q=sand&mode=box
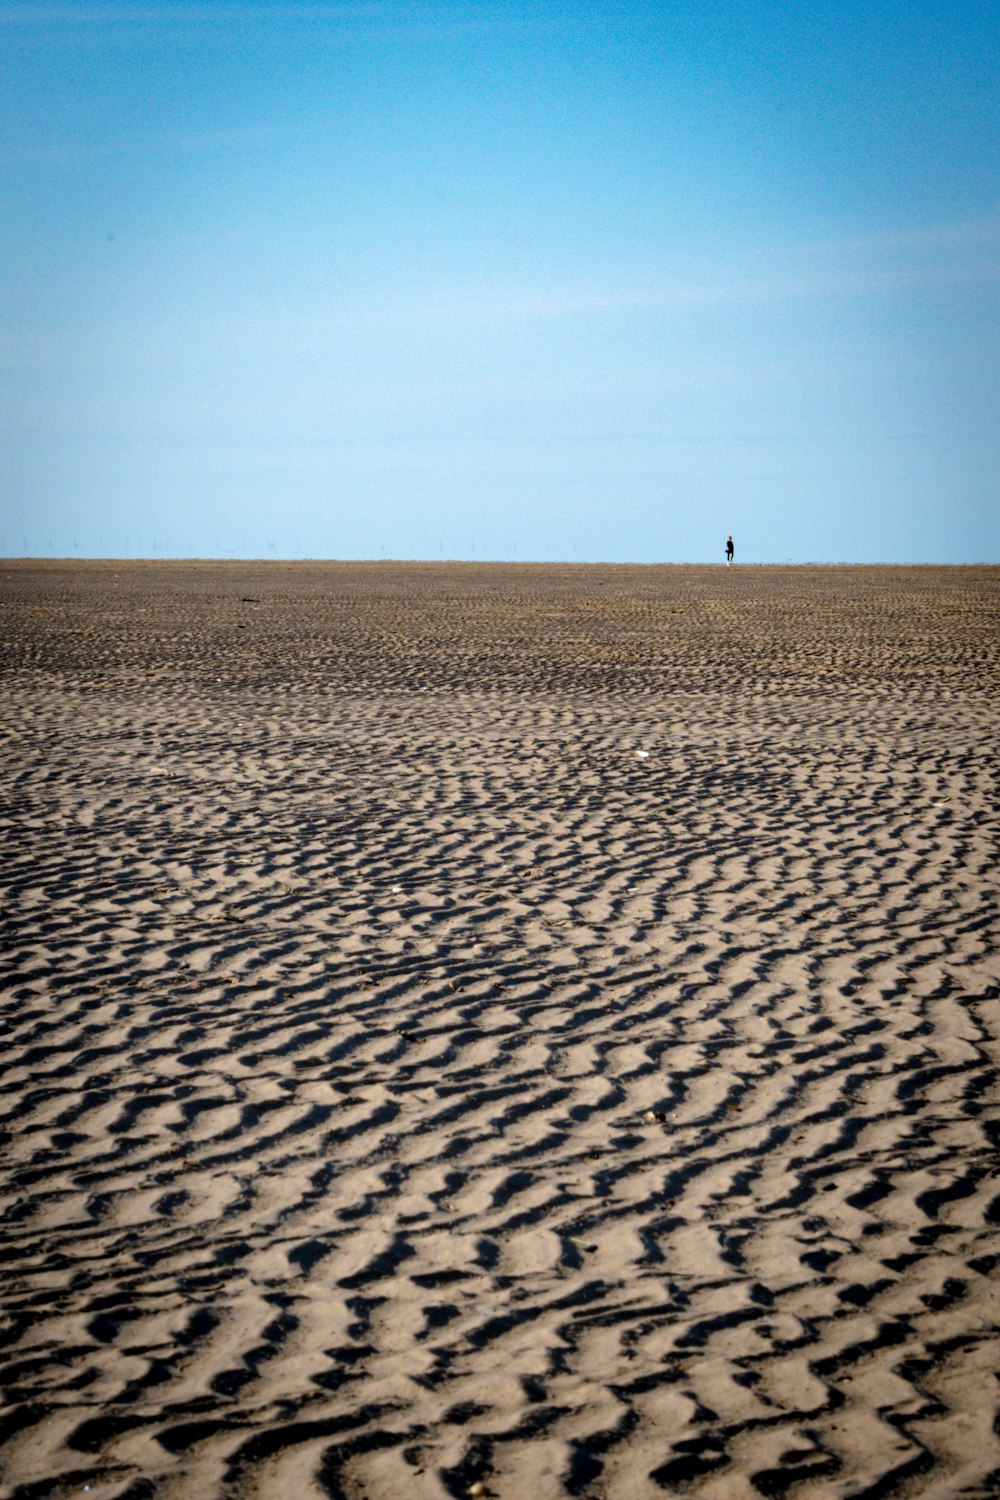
[1,559,998,1500]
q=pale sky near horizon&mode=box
[2,1,998,563]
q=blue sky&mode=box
[2,1,997,562]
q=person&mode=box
[726,535,734,565]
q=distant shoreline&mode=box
[2,557,997,571]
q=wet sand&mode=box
[2,560,998,1500]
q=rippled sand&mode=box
[2,560,998,1500]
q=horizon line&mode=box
[2,556,997,569]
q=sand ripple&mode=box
[1,562,998,1500]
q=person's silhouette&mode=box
[726,535,734,565]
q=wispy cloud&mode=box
[803,218,1000,257]
[0,3,519,25]
[0,118,279,168]
[343,219,1000,328]
[0,4,394,20]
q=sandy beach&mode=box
[1,559,998,1500]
